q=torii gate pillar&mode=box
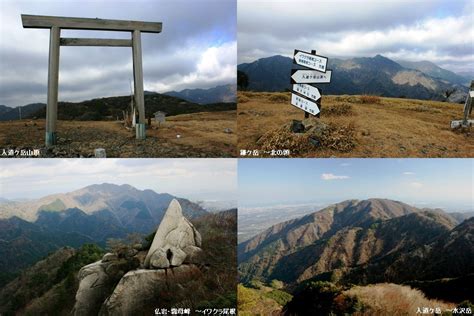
[21,14,162,146]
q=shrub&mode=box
[238,95,250,103]
[270,279,284,290]
[325,103,353,116]
[263,289,293,306]
[359,95,381,104]
[268,93,290,103]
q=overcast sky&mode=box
[238,0,473,74]
[239,159,474,212]
[0,0,236,107]
[0,158,237,202]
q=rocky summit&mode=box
[144,199,202,268]
[73,199,204,315]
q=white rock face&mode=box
[144,199,202,268]
[100,265,202,315]
[73,261,112,316]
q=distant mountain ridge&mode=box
[238,55,468,102]
[238,198,473,286]
[0,89,235,121]
[396,60,469,86]
[164,84,237,104]
[0,183,206,223]
[0,183,208,282]
[0,103,46,121]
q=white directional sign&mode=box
[291,69,332,84]
[293,84,321,102]
[293,50,328,72]
[291,93,320,115]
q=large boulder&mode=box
[144,199,202,268]
[73,257,138,316]
[100,265,202,315]
[72,261,114,316]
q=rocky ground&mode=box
[237,92,474,157]
[0,111,236,157]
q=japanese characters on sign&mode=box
[291,69,332,84]
[290,49,332,116]
[293,83,321,102]
[293,50,328,72]
[291,93,320,116]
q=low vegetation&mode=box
[359,95,381,104]
[237,92,474,157]
[0,244,104,315]
[282,281,459,315]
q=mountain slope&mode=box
[0,93,235,121]
[238,199,419,283]
[0,216,93,285]
[237,55,468,102]
[397,60,468,86]
[0,183,207,223]
[238,199,469,286]
[164,84,237,104]
[0,103,46,121]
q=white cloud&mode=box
[145,41,236,92]
[0,159,237,201]
[410,182,423,188]
[403,172,415,175]
[237,0,473,73]
[321,173,350,180]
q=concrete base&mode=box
[45,131,57,146]
[136,123,146,140]
[451,119,474,129]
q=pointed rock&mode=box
[144,199,202,268]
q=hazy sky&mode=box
[239,159,474,211]
[238,0,473,73]
[0,0,236,107]
[0,158,237,201]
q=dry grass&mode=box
[237,91,474,157]
[268,93,290,103]
[342,283,455,316]
[409,105,442,114]
[238,95,250,104]
[359,95,382,104]
[0,111,237,157]
[325,103,354,116]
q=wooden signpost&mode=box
[451,80,474,129]
[290,49,332,118]
[21,14,162,146]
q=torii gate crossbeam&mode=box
[21,14,162,146]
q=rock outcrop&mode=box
[101,265,202,315]
[144,199,202,268]
[73,199,204,315]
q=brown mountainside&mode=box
[238,199,468,285]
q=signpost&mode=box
[293,50,328,72]
[291,69,332,84]
[451,81,474,129]
[290,49,332,118]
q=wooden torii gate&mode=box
[21,14,162,146]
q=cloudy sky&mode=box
[238,0,473,73]
[0,158,237,202]
[239,159,474,212]
[0,0,236,107]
